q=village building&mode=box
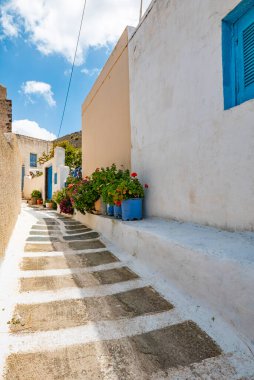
[15,134,53,197]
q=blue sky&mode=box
[0,0,150,140]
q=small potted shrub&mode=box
[31,190,42,205]
[100,165,130,217]
[45,199,53,209]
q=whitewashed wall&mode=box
[23,175,44,200]
[42,147,69,201]
[129,0,254,231]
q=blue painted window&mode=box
[222,1,254,109]
[30,153,37,168]
[54,172,58,184]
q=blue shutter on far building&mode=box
[234,6,254,105]
[30,153,37,168]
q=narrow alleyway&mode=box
[0,205,253,379]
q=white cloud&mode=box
[0,8,19,38]
[0,0,152,64]
[81,67,101,77]
[22,81,56,107]
[13,119,56,141]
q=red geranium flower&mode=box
[115,201,121,206]
[144,184,149,188]
[131,172,137,177]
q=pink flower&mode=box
[144,184,149,188]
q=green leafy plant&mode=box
[71,179,99,214]
[91,164,130,205]
[53,189,67,205]
[31,190,42,199]
[111,172,145,204]
[101,181,120,205]
[38,140,81,170]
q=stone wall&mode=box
[0,85,12,133]
[0,132,21,258]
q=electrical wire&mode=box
[57,0,87,138]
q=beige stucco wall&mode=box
[0,132,21,257]
[82,27,134,175]
[16,134,53,176]
[129,0,254,231]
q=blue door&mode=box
[46,166,53,200]
[21,165,25,191]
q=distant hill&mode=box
[54,131,82,149]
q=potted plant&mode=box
[113,201,122,218]
[31,190,42,205]
[100,165,130,217]
[112,172,147,221]
[36,198,43,205]
[101,181,116,216]
[45,199,53,209]
[91,165,120,214]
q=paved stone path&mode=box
[0,206,253,379]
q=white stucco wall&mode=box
[129,0,254,231]
[15,134,53,176]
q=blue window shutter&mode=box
[30,153,37,168]
[234,6,254,105]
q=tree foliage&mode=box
[38,140,82,170]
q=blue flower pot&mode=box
[121,198,143,221]
[114,205,122,219]
[106,204,114,216]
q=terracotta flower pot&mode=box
[31,197,37,205]
[94,198,106,214]
[37,199,43,205]
[46,202,53,209]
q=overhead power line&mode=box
[57,0,87,138]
